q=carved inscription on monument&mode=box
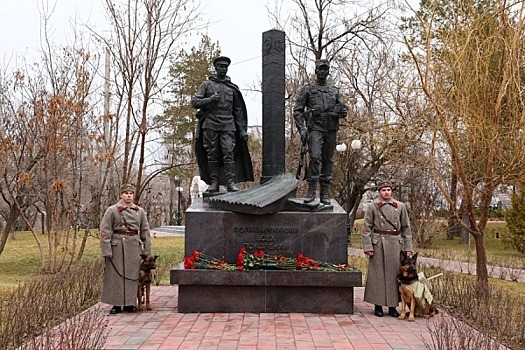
[233,226,299,252]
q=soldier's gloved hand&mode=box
[299,129,307,142]
[208,93,221,104]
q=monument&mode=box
[171,29,361,314]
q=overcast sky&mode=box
[0,1,416,127]
[0,0,283,126]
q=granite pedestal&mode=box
[170,198,362,313]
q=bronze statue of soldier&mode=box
[293,59,348,205]
[192,56,254,193]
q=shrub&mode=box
[504,183,525,255]
[0,259,108,350]
[427,268,524,349]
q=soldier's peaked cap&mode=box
[315,59,330,68]
[120,183,135,193]
[377,181,393,190]
[213,56,231,66]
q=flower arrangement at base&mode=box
[184,248,356,272]
[236,247,297,271]
[183,250,237,271]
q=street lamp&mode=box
[176,184,183,226]
[336,139,362,239]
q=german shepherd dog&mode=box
[398,251,437,321]
[137,254,158,311]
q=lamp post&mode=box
[176,183,183,226]
[336,139,362,240]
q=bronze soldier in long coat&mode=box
[293,59,347,205]
[362,181,413,317]
[100,184,151,314]
[192,56,254,193]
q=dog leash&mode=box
[106,257,139,282]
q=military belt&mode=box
[373,229,400,235]
[113,230,138,236]
[215,110,232,115]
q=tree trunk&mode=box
[76,229,90,261]
[459,202,470,244]
[0,206,18,256]
[473,233,489,297]
[447,172,458,239]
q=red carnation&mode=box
[236,247,246,267]
[184,257,195,269]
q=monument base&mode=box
[171,269,362,313]
[171,198,362,314]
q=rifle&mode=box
[296,133,308,180]
[295,110,312,180]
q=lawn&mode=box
[0,231,184,295]
[351,220,525,269]
[1,224,523,296]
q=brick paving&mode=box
[100,285,436,350]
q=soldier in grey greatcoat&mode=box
[293,59,348,205]
[100,184,151,315]
[362,181,413,317]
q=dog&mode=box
[137,254,158,311]
[398,251,437,321]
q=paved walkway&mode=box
[101,286,435,350]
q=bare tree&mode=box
[93,0,202,203]
[0,44,100,270]
[405,1,525,294]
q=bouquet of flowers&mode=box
[296,252,353,271]
[183,250,236,271]
[184,248,356,272]
[236,247,296,271]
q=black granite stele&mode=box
[261,29,286,184]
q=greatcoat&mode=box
[100,200,151,307]
[192,74,254,186]
[362,198,412,307]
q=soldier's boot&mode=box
[225,162,239,192]
[303,181,317,203]
[207,161,220,193]
[320,182,331,205]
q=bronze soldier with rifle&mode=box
[293,59,348,205]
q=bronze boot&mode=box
[207,161,220,193]
[320,182,331,205]
[304,181,317,203]
[225,162,239,192]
